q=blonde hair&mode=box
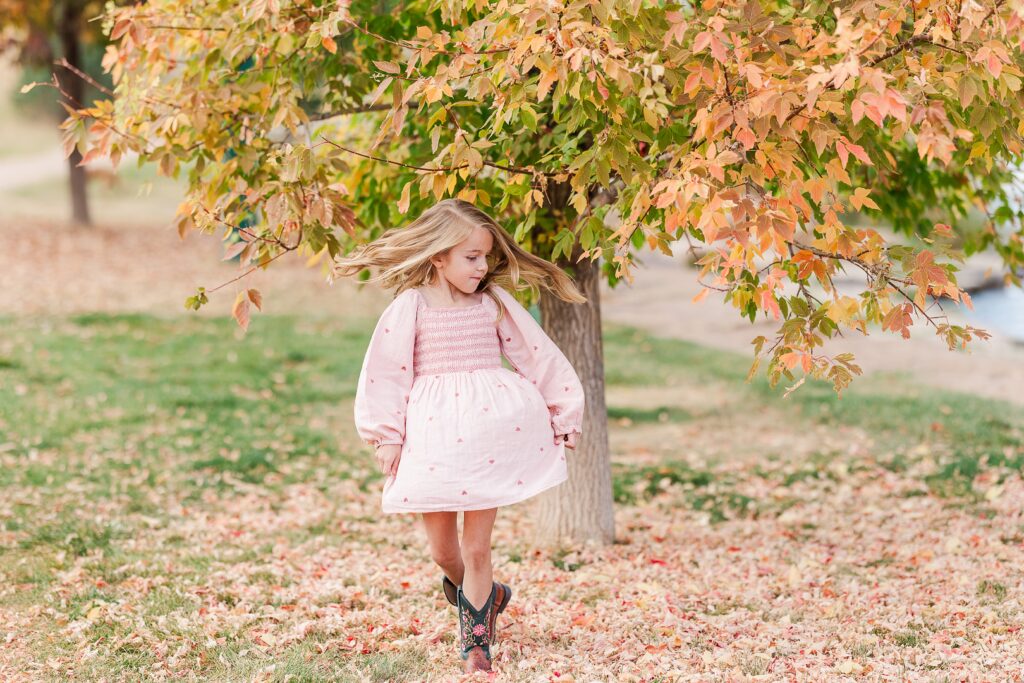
[332,199,587,321]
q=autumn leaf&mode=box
[247,288,262,311]
[222,241,247,261]
[397,181,412,214]
[849,187,879,211]
[537,64,560,101]
[571,613,596,627]
[233,291,251,332]
[373,60,400,74]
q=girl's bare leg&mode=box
[461,508,497,610]
[421,511,465,586]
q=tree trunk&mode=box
[56,2,91,226]
[534,244,615,548]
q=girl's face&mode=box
[432,226,494,294]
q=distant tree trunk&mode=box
[56,1,90,226]
[534,182,615,547]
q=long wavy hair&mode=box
[332,199,587,322]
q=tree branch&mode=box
[316,135,563,177]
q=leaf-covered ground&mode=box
[1,312,1023,681]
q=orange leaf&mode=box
[849,187,879,211]
[233,292,251,332]
[247,288,262,311]
[571,613,596,627]
[780,351,802,370]
[845,139,872,166]
[736,126,756,151]
[538,65,560,101]
[836,139,850,168]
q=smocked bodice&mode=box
[412,291,503,377]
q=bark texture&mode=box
[57,1,91,226]
[535,245,615,547]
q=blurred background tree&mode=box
[0,0,116,225]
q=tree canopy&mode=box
[59,0,1024,394]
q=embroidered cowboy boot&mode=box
[457,582,507,673]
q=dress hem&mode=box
[380,469,568,514]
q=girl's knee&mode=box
[430,546,462,567]
[461,545,491,567]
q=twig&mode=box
[316,135,561,177]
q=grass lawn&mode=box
[1,313,1023,681]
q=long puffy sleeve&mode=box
[493,285,585,436]
[353,288,418,448]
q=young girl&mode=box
[332,198,587,673]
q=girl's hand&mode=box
[554,432,580,450]
[375,443,402,477]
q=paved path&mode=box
[0,147,132,192]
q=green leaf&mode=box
[520,105,538,132]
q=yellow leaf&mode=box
[827,296,860,324]
[431,173,447,200]
[836,660,863,675]
[306,247,328,267]
[423,82,444,104]
[397,181,412,214]
[643,107,660,129]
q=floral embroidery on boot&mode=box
[457,584,496,672]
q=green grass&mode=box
[602,325,1024,499]
[611,460,758,522]
[0,312,367,470]
[977,579,1009,602]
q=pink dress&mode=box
[353,285,586,513]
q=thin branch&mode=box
[141,23,230,32]
[790,241,955,331]
[343,18,511,56]
[316,135,562,177]
[36,74,142,146]
[207,247,294,294]
[198,204,287,249]
[55,57,114,98]
[55,56,180,112]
